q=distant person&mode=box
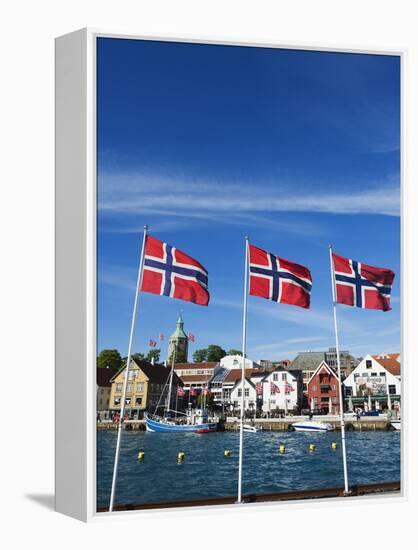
[309,411,313,420]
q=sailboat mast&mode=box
[166,343,176,412]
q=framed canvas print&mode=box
[55,29,402,522]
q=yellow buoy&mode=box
[331,442,337,450]
[278,445,286,454]
[137,451,145,460]
[309,444,316,452]
[224,449,232,457]
[177,451,185,462]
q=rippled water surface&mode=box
[97,430,400,507]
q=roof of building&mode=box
[97,366,120,387]
[289,351,327,371]
[372,354,401,376]
[111,359,183,385]
[307,361,339,385]
[223,369,262,383]
[173,362,218,370]
[177,374,212,383]
[169,313,188,340]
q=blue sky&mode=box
[97,38,400,362]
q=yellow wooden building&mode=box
[109,358,182,418]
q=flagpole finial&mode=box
[144,224,149,231]
[328,244,333,250]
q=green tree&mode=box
[193,348,208,362]
[227,349,244,356]
[146,348,161,363]
[97,349,122,369]
[206,345,227,362]
[168,349,187,364]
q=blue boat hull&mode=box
[145,413,218,433]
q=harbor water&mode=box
[97,430,400,508]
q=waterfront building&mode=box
[343,353,401,412]
[109,359,183,419]
[173,361,218,391]
[219,354,261,370]
[258,359,291,370]
[289,347,360,392]
[307,361,340,414]
[261,366,302,414]
[211,367,268,409]
[97,366,120,416]
[167,313,189,362]
[230,377,257,411]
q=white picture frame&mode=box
[55,28,404,522]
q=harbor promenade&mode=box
[96,414,397,431]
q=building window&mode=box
[273,373,278,381]
[302,383,307,391]
[128,370,136,380]
[332,385,336,390]
[125,397,131,405]
[313,385,317,391]
[126,383,133,393]
[282,373,286,381]
[244,389,249,397]
[135,397,142,406]
[345,387,353,396]
[366,360,372,369]
[238,389,242,397]
[388,385,396,395]
[114,397,121,406]
[320,387,329,394]
[115,383,123,393]
[136,382,144,393]
[379,372,386,377]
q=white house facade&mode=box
[343,353,401,411]
[220,355,260,370]
[261,368,299,414]
[230,378,257,411]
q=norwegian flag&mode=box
[188,332,195,342]
[270,381,280,394]
[332,252,395,311]
[249,244,312,309]
[284,383,294,394]
[255,382,263,396]
[159,333,164,341]
[177,386,185,397]
[141,236,209,306]
[148,339,157,348]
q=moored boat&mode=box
[292,420,334,432]
[145,410,218,433]
[243,423,263,433]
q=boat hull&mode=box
[390,420,401,431]
[145,413,218,433]
[292,421,334,432]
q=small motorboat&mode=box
[390,419,401,431]
[243,424,263,433]
[292,420,334,432]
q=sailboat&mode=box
[145,346,218,433]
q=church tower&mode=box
[168,313,188,363]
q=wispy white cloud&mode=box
[99,171,400,220]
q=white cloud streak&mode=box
[99,171,400,218]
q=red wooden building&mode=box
[307,361,340,414]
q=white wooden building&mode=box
[343,353,401,411]
[261,367,300,414]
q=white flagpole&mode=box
[328,244,350,495]
[237,236,249,503]
[109,225,148,512]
